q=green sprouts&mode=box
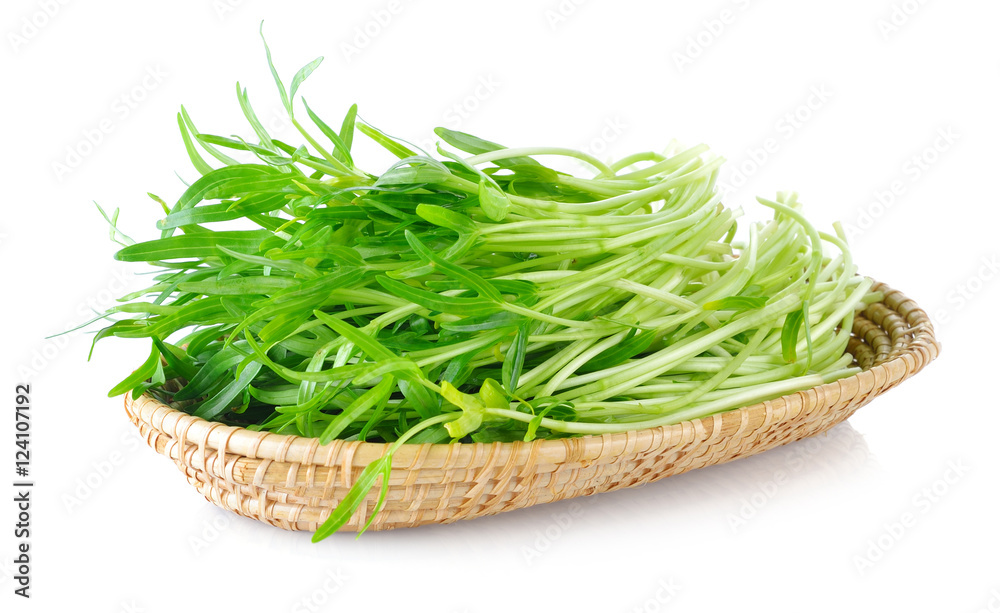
[94,29,874,540]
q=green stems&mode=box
[94,39,876,540]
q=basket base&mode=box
[124,282,939,533]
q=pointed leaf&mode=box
[781,307,805,363]
[478,178,510,221]
[312,454,392,542]
[340,103,358,152]
[289,56,323,102]
[259,23,291,114]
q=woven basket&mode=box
[124,281,939,533]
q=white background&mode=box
[2,0,997,611]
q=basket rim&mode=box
[125,280,940,468]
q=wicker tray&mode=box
[124,281,939,533]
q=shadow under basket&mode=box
[125,281,940,533]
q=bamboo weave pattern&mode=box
[125,282,940,533]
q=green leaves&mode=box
[158,193,288,230]
[781,307,805,363]
[441,311,523,333]
[478,178,511,221]
[523,399,576,442]
[502,321,529,393]
[311,453,393,542]
[236,84,277,152]
[433,127,539,167]
[579,329,653,373]
[357,123,416,159]
[433,127,505,156]
[108,341,164,398]
[193,360,263,419]
[179,105,238,166]
[376,277,501,317]
[339,104,357,152]
[158,164,288,236]
[177,112,214,175]
[114,230,271,262]
[94,202,136,246]
[441,381,486,438]
[312,311,394,362]
[703,296,768,312]
[434,141,510,221]
[290,57,324,104]
[260,23,291,115]
[302,99,353,167]
[404,231,502,302]
[376,157,453,187]
[173,342,250,401]
[178,275,298,296]
[318,375,394,444]
[780,302,814,368]
[90,32,870,544]
[415,204,478,235]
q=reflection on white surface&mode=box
[177,421,879,563]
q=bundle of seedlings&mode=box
[93,31,875,540]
